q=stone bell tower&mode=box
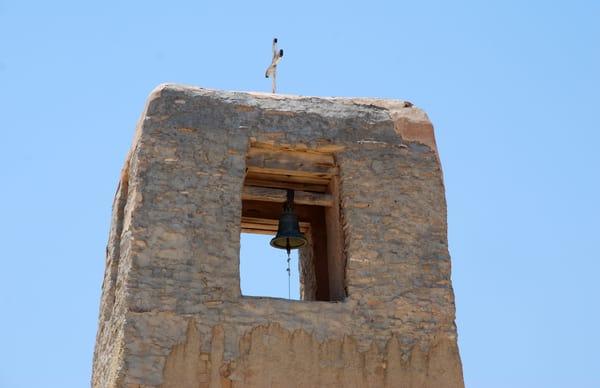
[92,84,464,387]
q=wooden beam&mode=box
[242,186,333,207]
[246,166,337,179]
[244,178,328,193]
[240,227,276,236]
[244,146,338,194]
[241,216,310,235]
[246,171,330,185]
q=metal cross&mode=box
[265,38,283,93]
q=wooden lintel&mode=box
[240,228,276,236]
[246,171,330,185]
[244,178,328,193]
[244,146,338,194]
[242,186,333,207]
[246,166,337,179]
[241,216,310,235]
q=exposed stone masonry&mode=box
[92,84,463,387]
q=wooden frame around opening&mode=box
[240,143,346,302]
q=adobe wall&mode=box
[92,84,463,387]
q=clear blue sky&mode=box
[1,1,598,387]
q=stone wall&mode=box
[92,84,463,387]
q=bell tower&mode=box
[92,84,464,387]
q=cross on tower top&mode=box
[265,38,284,93]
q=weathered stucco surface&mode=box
[92,84,463,387]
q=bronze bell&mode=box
[270,189,308,253]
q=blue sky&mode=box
[1,1,598,387]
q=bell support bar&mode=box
[241,186,333,207]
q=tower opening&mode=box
[240,143,346,302]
